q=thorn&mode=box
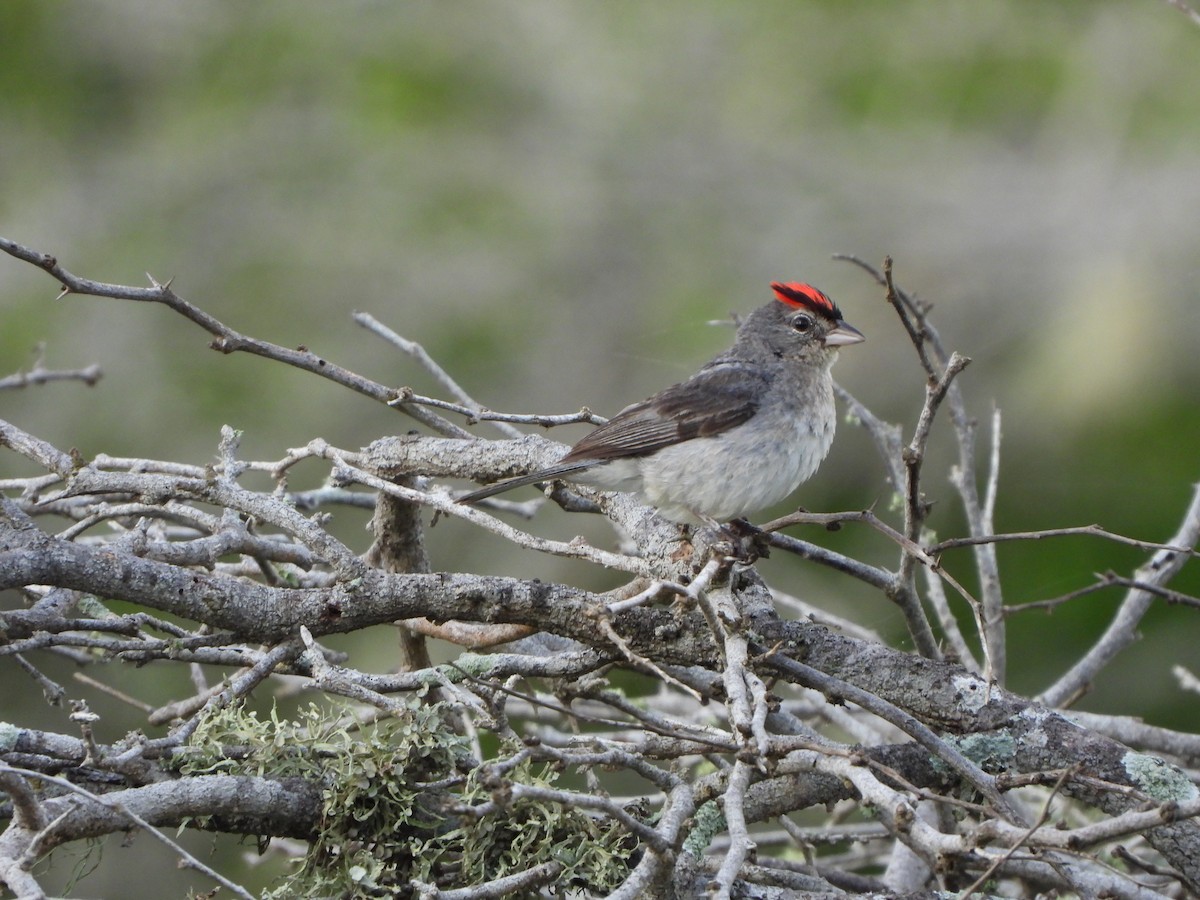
[55,285,70,301]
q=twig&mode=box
[0,771,45,831]
[395,391,606,429]
[1163,0,1200,28]
[596,616,704,702]
[839,255,1011,683]
[604,578,691,613]
[0,235,469,438]
[115,639,301,764]
[334,456,652,575]
[0,418,76,477]
[0,765,255,900]
[957,766,1077,898]
[929,525,1196,556]
[413,861,564,900]
[73,672,155,714]
[762,529,896,592]
[761,647,1021,822]
[903,351,971,541]
[919,564,981,672]
[1039,484,1200,707]
[12,654,66,705]
[766,584,887,644]
[835,383,905,496]
[298,626,417,717]
[763,509,945,583]
[463,671,736,752]
[764,507,969,658]
[604,783,695,900]
[1016,570,1200,617]
[1112,844,1190,890]
[606,555,723,613]
[712,760,755,899]
[975,793,1200,853]
[965,407,1005,685]
[0,363,102,391]
[701,579,772,758]
[1061,709,1200,759]
[1174,665,1200,695]
[355,311,525,439]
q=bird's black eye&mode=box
[790,313,814,333]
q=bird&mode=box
[458,282,864,524]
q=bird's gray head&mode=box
[733,281,865,365]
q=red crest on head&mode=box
[770,281,842,319]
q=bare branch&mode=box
[394,388,607,429]
[929,524,1197,556]
[1039,484,1200,707]
[356,311,525,439]
[1163,0,1200,28]
[4,242,1199,897]
[0,766,260,900]
[0,363,101,391]
[835,382,905,495]
[0,235,470,438]
[337,456,652,575]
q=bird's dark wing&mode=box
[561,363,771,463]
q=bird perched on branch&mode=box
[459,282,864,524]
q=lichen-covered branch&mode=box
[2,239,1197,898]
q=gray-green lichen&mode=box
[1016,707,1051,749]
[951,673,990,712]
[1122,751,1199,803]
[682,799,727,856]
[174,697,632,896]
[946,731,1017,773]
[446,652,494,679]
[0,721,19,752]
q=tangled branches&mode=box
[1,237,1198,898]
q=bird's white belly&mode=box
[632,414,834,523]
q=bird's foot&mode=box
[668,523,696,562]
[712,518,770,563]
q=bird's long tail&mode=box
[457,462,595,505]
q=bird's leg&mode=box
[668,522,696,562]
[723,517,760,537]
[683,512,766,563]
[719,517,771,562]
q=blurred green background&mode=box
[2,1,1199,894]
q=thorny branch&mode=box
[837,254,1008,684]
[1,236,1198,899]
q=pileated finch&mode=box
[459,282,864,524]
